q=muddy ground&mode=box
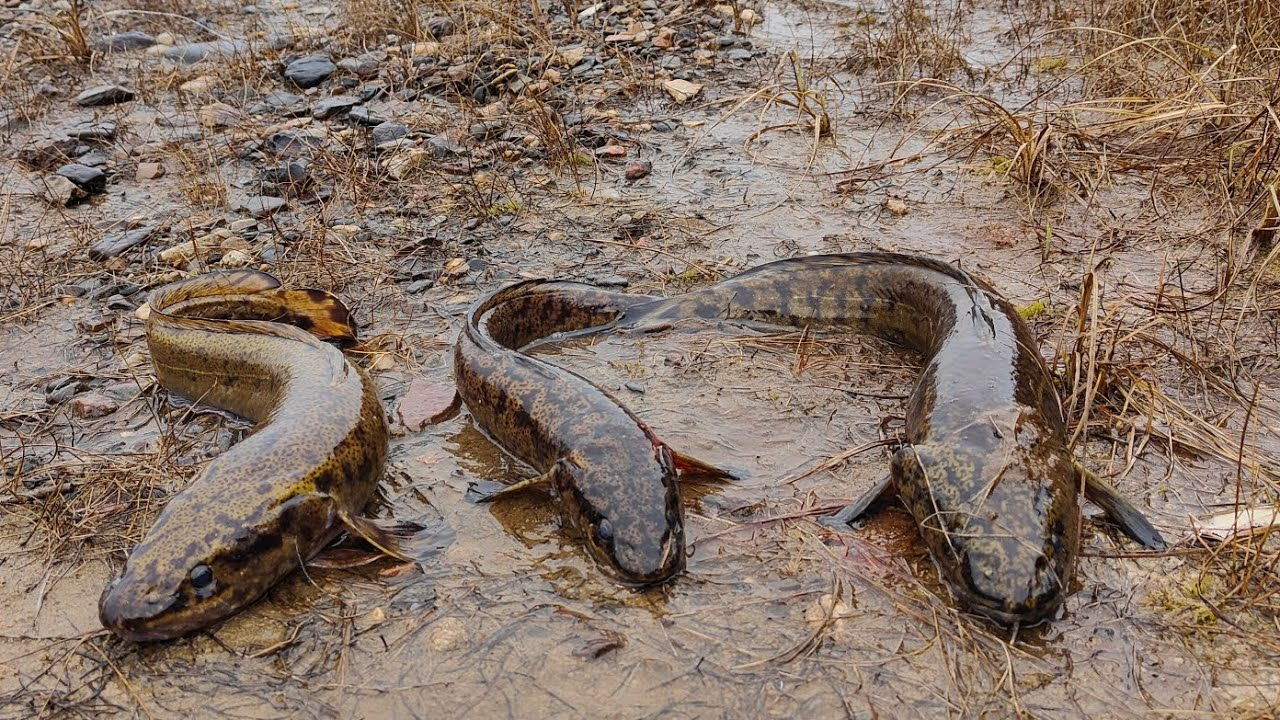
[2,0,1279,717]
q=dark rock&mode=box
[246,90,309,116]
[469,120,504,139]
[89,223,162,260]
[76,150,111,167]
[243,195,288,217]
[348,106,384,126]
[371,121,408,145]
[19,139,78,170]
[312,94,359,120]
[725,48,753,61]
[261,161,312,197]
[56,163,107,194]
[76,84,135,106]
[264,129,322,158]
[426,15,455,37]
[67,122,117,141]
[259,244,283,262]
[427,133,463,157]
[624,382,645,394]
[164,40,247,63]
[45,377,83,405]
[284,53,336,89]
[358,84,386,102]
[91,31,156,52]
[406,277,435,293]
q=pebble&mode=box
[229,218,258,233]
[179,76,216,94]
[136,162,166,180]
[624,382,645,394]
[397,377,461,430]
[69,392,120,419]
[76,84,135,106]
[284,53,336,89]
[42,175,86,205]
[199,102,244,128]
[371,121,408,145]
[256,90,309,116]
[91,31,156,52]
[67,123,117,141]
[312,95,359,120]
[55,163,107,193]
[663,79,703,102]
[624,160,652,181]
[243,195,288,217]
[164,40,247,64]
[347,105,384,126]
[217,249,254,267]
[264,129,322,158]
[89,223,162,260]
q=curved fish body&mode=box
[454,280,691,586]
[99,270,390,641]
[614,253,1162,624]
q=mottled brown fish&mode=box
[454,280,728,586]
[612,252,1165,624]
[99,270,430,642]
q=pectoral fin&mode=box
[1078,463,1168,551]
[466,461,567,503]
[672,451,739,483]
[338,510,456,565]
[820,474,896,530]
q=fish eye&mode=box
[594,519,614,544]
[189,564,216,595]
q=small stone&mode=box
[42,175,86,205]
[312,95,359,120]
[179,76,216,94]
[624,160,652,181]
[164,40,246,64]
[384,148,430,180]
[725,48,753,61]
[406,278,435,293]
[200,102,244,128]
[884,197,908,216]
[217,249,254,267]
[243,196,288,217]
[230,218,258,233]
[55,163,107,194]
[347,106,384,126]
[89,223,162,260]
[371,121,408,145]
[256,90,309,116]
[264,130,322,158]
[19,139,79,170]
[91,31,156,52]
[76,84,135,106]
[67,123,117,141]
[663,79,703,103]
[135,162,166,180]
[69,392,119,419]
[284,53,336,89]
[428,617,467,652]
[397,377,461,430]
[624,382,645,394]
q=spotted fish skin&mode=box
[99,270,388,642]
[619,253,1082,624]
[454,280,685,586]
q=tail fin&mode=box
[149,271,358,346]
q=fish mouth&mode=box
[956,588,1061,627]
[99,581,195,643]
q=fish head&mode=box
[99,493,336,641]
[552,444,686,587]
[892,437,1080,626]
